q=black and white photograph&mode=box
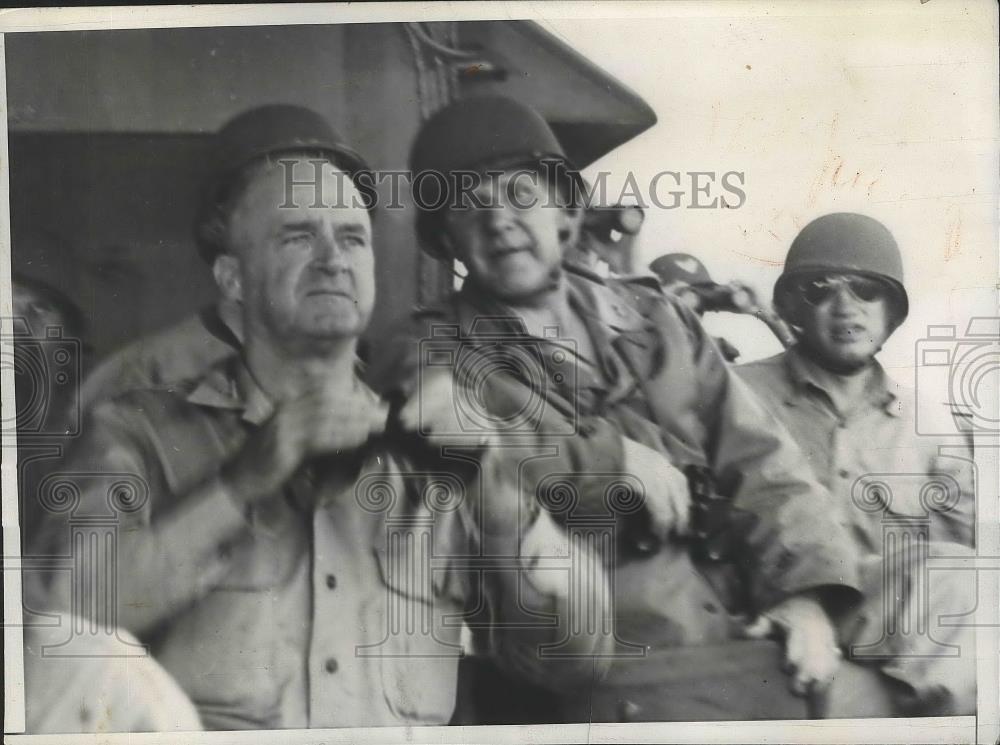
[1,3,997,743]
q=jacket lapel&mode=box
[567,273,662,384]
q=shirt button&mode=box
[325,574,337,590]
[702,601,719,614]
[838,469,850,479]
[324,658,338,674]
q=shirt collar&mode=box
[239,365,276,425]
[184,353,369,426]
[564,269,649,335]
[784,346,900,417]
[217,298,245,344]
[183,355,244,412]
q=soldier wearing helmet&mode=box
[78,104,373,409]
[649,253,797,361]
[738,213,976,715]
[650,253,748,361]
[371,96,867,722]
[769,213,909,374]
[31,104,609,731]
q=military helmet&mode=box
[195,104,371,262]
[409,95,582,261]
[649,253,715,287]
[774,212,909,325]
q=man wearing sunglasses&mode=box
[738,212,977,716]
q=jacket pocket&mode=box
[371,545,463,724]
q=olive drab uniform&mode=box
[30,353,609,729]
[370,262,864,722]
[734,211,978,715]
[738,348,977,715]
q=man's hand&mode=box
[521,508,606,607]
[520,508,573,598]
[222,383,389,505]
[398,368,496,449]
[621,437,690,539]
[727,281,763,314]
[744,592,842,696]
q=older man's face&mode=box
[444,169,567,303]
[226,158,375,351]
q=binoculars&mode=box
[619,464,755,564]
[582,204,646,242]
[686,283,748,314]
[575,204,646,275]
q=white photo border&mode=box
[1,3,997,743]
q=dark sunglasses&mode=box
[799,274,888,306]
